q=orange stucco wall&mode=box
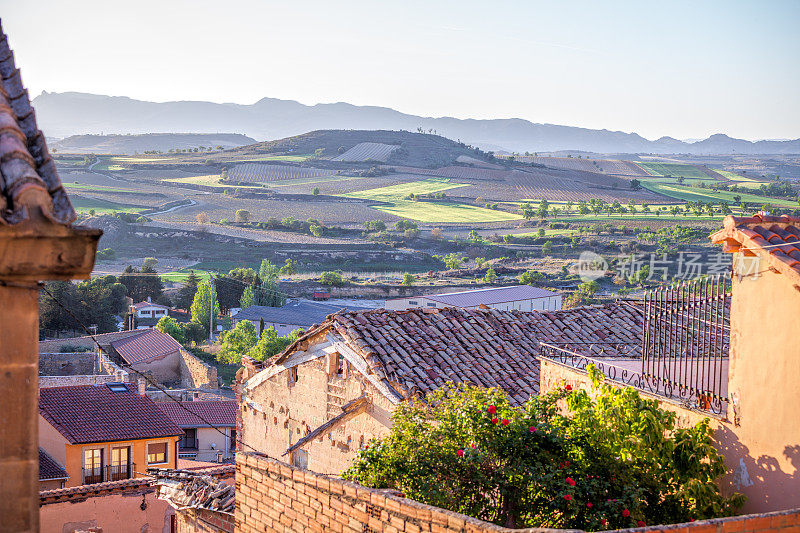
[39,416,179,488]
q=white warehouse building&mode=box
[385,285,562,312]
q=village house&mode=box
[38,383,182,488]
[158,400,237,462]
[128,299,171,329]
[38,350,129,389]
[237,303,641,475]
[386,285,563,312]
[39,327,219,389]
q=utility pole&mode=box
[209,276,215,342]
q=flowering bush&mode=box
[343,365,744,530]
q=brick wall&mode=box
[235,451,800,533]
[180,348,218,389]
[176,508,234,533]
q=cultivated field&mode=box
[636,162,711,180]
[641,182,798,207]
[227,163,335,183]
[332,142,398,162]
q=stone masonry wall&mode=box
[235,451,800,533]
[180,348,218,389]
[176,508,234,533]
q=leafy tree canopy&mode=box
[249,327,303,362]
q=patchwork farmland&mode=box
[332,142,398,162]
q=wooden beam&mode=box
[283,396,371,457]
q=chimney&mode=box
[138,377,146,396]
[147,296,151,303]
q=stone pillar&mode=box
[0,282,41,533]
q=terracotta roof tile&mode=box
[38,448,67,481]
[266,303,643,405]
[0,21,75,225]
[39,383,182,444]
[158,401,237,428]
[111,328,182,365]
[710,214,800,282]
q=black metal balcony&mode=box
[82,462,136,484]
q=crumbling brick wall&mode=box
[176,508,234,533]
[235,451,800,533]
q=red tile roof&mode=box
[39,448,67,481]
[39,384,182,444]
[711,214,800,282]
[158,401,237,428]
[0,22,76,225]
[264,303,642,405]
[132,301,170,310]
[110,328,182,365]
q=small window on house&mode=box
[408,300,418,305]
[230,429,237,451]
[106,383,128,393]
[289,366,298,384]
[427,303,437,307]
[147,442,168,464]
[337,355,345,375]
[181,428,197,449]
[293,449,308,469]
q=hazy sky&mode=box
[2,0,798,140]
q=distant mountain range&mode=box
[33,91,800,155]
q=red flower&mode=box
[487,405,497,414]
[529,426,537,432]
[565,477,576,486]
[457,449,464,457]
[601,519,608,526]
[491,418,499,424]
[565,460,570,467]
[469,443,476,449]
[587,502,593,509]
[690,518,695,523]
[563,494,572,501]
[501,419,509,426]
[638,521,646,527]
[622,509,630,518]
[565,384,573,391]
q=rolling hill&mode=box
[52,133,256,154]
[34,91,800,155]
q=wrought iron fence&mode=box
[82,462,136,484]
[642,275,730,414]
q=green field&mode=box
[343,179,521,223]
[160,269,213,282]
[642,181,798,207]
[70,195,143,214]
[637,162,711,180]
[224,154,312,163]
[268,175,367,188]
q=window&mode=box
[106,382,128,393]
[289,366,298,384]
[427,303,437,307]
[293,449,308,469]
[110,446,132,481]
[147,442,168,464]
[409,300,418,305]
[83,448,104,484]
[230,429,237,452]
[140,310,151,317]
[181,428,197,449]
[337,355,345,375]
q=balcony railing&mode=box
[538,342,727,415]
[82,462,136,484]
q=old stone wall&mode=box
[240,352,394,476]
[235,451,800,533]
[180,348,219,389]
[38,330,142,353]
[38,352,98,375]
[39,373,125,389]
[176,508,234,533]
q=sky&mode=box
[1,0,798,141]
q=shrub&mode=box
[319,271,344,287]
[401,273,414,286]
[344,367,744,529]
[235,209,251,223]
[519,270,545,285]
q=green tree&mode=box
[630,179,641,189]
[312,187,320,196]
[401,273,414,286]
[190,280,219,338]
[365,220,387,233]
[484,268,497,284]
[520,202,535,219]
[235,209,251,223]
[239,286,256,309]
[39,276,128,334]
[279,258,298,275]
[249,327,303,362]
[174,271,200,310]
[218,319,258,364]
[319,271,345,287]
[156,316,186,344]
[519,270,545,285]
[344,368,744,529]
[537,199,550,219]
[119,264,163,303]
[443,253,465,270]
[542,240,553,255]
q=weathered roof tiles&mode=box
[0,20,75,225]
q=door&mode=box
[110,446,131,480]
[83,448,104,484]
